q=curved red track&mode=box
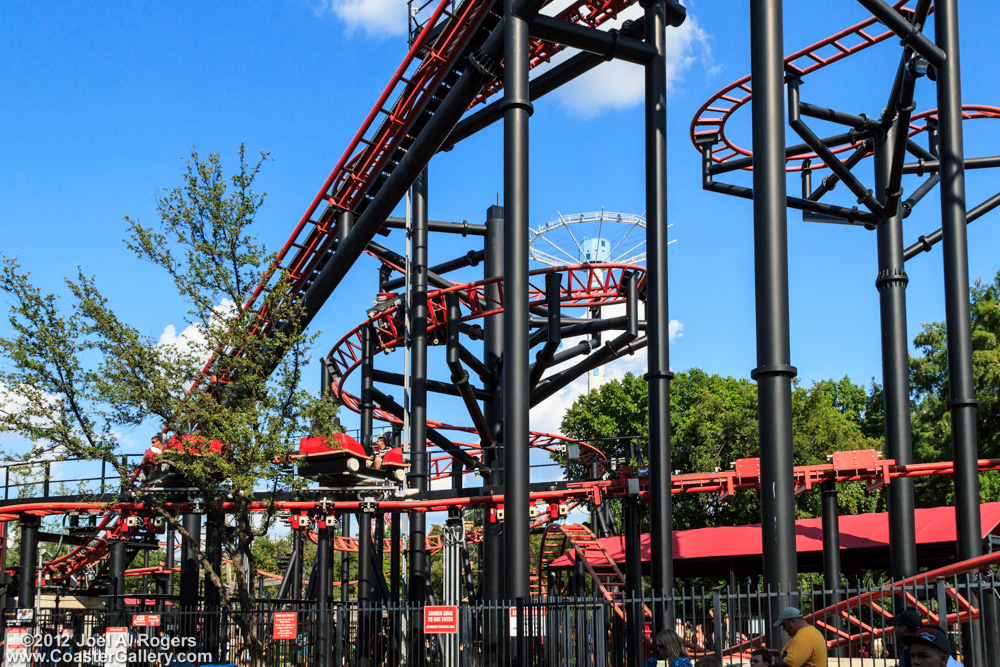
[690,1,1000,172]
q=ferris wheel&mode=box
[527,209,672,392]
[528,209,670,267]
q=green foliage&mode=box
[910,269,1000,505]
[559,370,885,532]
[0,146,338,627]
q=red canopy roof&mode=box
[550,502,1000,577]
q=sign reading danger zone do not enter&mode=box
[423,606,459,634]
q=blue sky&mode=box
[2,0,999,461]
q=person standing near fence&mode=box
[901,626,963,667]
[890,608,924,667]
[770,607,827,667]
[645,629,693,667]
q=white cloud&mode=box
[0,382,61,435]
[553,7,717,118]
[313,0,408,38]
[158,299,236,364]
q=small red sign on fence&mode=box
[424,605,459,634]
[132,614,161,627]
[273,611,298,640]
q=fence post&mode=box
[936,578,948,632]
[713,590,723,663]
[514,597,525,667]
[981,571,1000,667]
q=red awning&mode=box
[549,502,1000,577]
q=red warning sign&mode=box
[273,611,298,640]
[423,605,459,634]
[132,614,161,627]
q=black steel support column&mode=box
[409,166,430,662]
[874,126,918,582]
[110,539,126,616]
[180,513,201,610]
[749,0,798,640]
[17,514,39,609]
[165,524,175,601]
[642,0,673,631]
[337,210,354,246]
[180,513,201,642]
[361,325,375,453]
[358,513,372,604]
[935,0,982,565]
[483,205,505,604]
[340,514,351,603]
[502,0,532,603]
[291,511,303,601]
[624,498,643,667]
[316,523,333,667]
[390,514,400,602]
[820,481,842,658]
[357,512,372,667]
[204,520,222,661]
[935,3,983,663]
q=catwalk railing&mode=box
[16,562,998,667]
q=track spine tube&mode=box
[934,2,983,663]
[287,1,547,348]
[749,0,798,640]
[874,123,918,583]
[503,0,532,604]
[642,0,674,632]
[483,205,505,606]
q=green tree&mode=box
[0,146,337,659]
[910,269,1000,505]
[559,370,884,531]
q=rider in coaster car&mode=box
[371,435,390,470]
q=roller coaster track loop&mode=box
[326,263,645,389]
[324,263,640,473]
[691,1,946,172]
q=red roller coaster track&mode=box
[688,2,1000,172]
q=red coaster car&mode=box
[297,433,408,484]
[163,434,226,455]
[139,434,227,488]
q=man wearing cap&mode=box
[770,606,827,667]
[901,625,962,667]
[889,608,923,667]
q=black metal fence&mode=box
[7,569,998,667]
